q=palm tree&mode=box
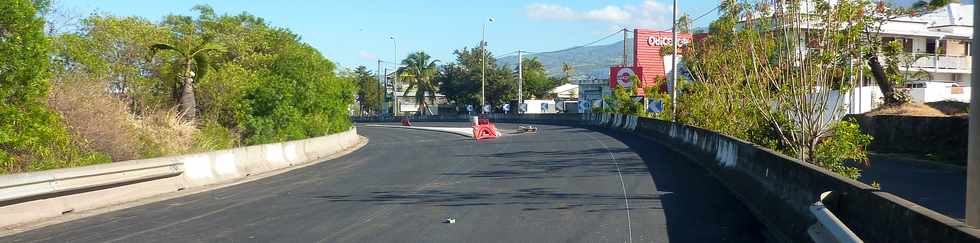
[149,38,224,120]
[398,51,440,115]
[560,62,575,84]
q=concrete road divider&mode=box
[0,128,362,228]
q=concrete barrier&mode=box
[631,117,980,243]
[0,128,362,228]
[535,113,980,242]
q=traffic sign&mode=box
[502,104,511,113]
[518,103,527,113]
[578,100,590,112]
[466,105,474,112]
[482,105,491,113]
[647,99,664,113]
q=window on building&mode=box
[926,38,936,54]
[881,37,894,46]
[902,38,913,53]
[939,40,948,55]
[967,41,972,56]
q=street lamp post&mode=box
[671,0,678,121]
[481,17,494,113]
[390,36,398,115]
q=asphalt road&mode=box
[859,155,966,220]
[3,122,764,242]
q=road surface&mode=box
[860,154,966,220]
[3,122,764,242]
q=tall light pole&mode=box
[670,0,678,121]
[966,1,980,228]
[481,17,494,112]
[389,36,398,115]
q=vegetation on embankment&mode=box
[1,1,354,174]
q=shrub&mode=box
[814,119,873,180]
[1,0,110,173]
[192,121,238,152]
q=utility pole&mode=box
[623,28,629,67]
[377,59,383,116]
[518,50,523,108]
[481,18,494,112]
[670,0,678,121]
[966,1,980,228]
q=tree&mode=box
[1,0,109,173]
[676,14,691,33]
[560,62,575,84]
[149,38,225,120]
[352,66,381,115]
[683,0,874,179]
[860,0,952,105]
[398,51,440,115]
[438,44,507,109]
[519,57,557,99]
[437,63,478,109]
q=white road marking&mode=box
[584,132,634,243]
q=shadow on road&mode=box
[598,128,769,242]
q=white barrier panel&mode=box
[0,128,361,227]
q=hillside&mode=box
[497,38,634,80]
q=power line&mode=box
[522,29,624,55]
[660,5,721,32]
[492,50,519,59]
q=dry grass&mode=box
[48,77,143,161]
[48,76,198,161]
[131,108,197,157]
[864,102,947,117]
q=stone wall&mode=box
[848,115,968,164]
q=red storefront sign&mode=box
[632,29,692,94]
[609,67,643,89]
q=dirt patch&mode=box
[925,100,969,116]
[864,102,947,117]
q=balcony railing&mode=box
[907,54,971,70]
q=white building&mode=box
[881,3,973,86]
[549,84,579,99]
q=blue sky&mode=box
[60,0,916,71]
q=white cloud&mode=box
[585,6,632,22]
[358,50,376,61]
[526,4,578,20]
[525,1,674,29]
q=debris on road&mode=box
[517,125,537,133]
[444,217,456,224]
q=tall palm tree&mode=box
[398,51,439,115]
[149,38,224,120]
[560,62,575,84]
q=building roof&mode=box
[887,3,974,38]
[549,84,579,94]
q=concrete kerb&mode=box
[0,127,361,228]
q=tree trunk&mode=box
[179,67,197,120]
[865,53,901,105]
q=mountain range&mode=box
[497,38,635,81]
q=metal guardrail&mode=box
[0,162,182,205]
[808,191,863,243]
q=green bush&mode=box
[1,0,110,173]
[193,121,237,152]
[235,43,354,145]
[814,119,873,180]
